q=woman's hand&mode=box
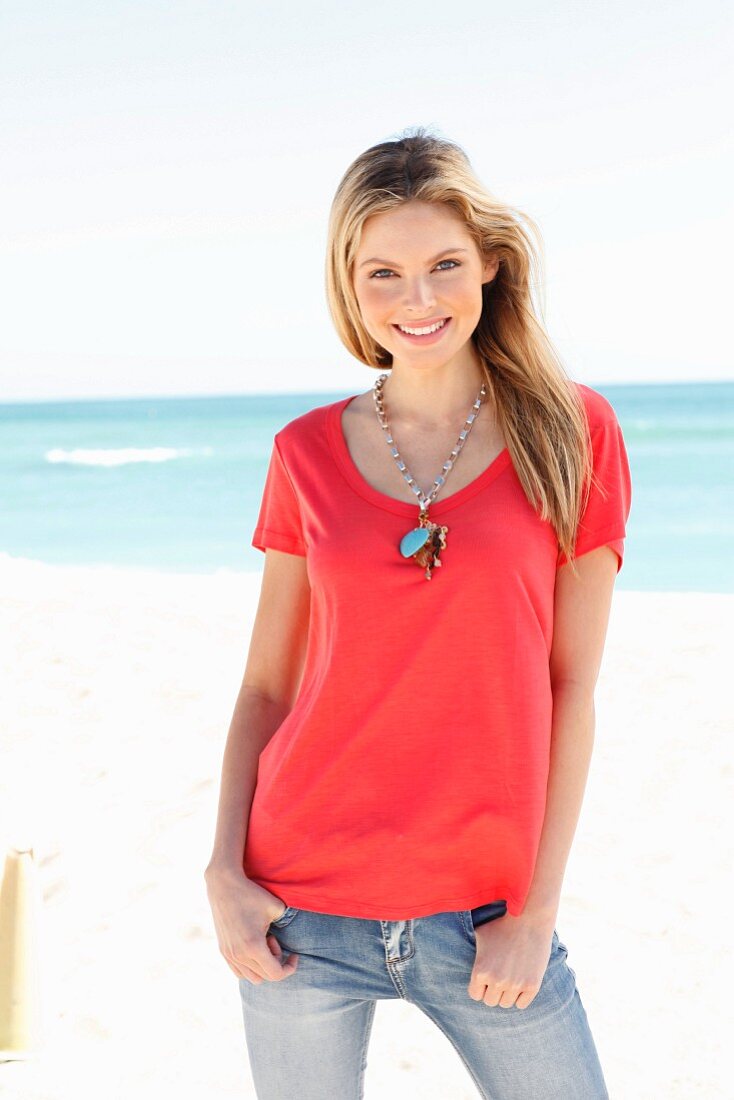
[204,864,300,984]
[468,911,556,1009]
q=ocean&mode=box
[0,380,732,592]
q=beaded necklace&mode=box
[372,372,488,580]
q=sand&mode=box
[0,552,731,1099]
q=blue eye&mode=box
[369,259,460,279]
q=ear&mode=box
[481,252,500,284]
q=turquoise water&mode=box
[0,381,732,592]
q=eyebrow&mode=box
[358,247,470,269]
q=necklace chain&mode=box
[371,373,488,512]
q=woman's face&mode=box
[352,200,498,372]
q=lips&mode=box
[392,316,452,343]
[395,316,448,331]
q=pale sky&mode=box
[1,0,731,401]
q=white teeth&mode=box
[397,319,447,336]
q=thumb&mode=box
[266,932,299,976]
[266,932,283,958]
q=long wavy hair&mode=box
[325,125,600,574]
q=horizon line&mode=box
[1,377,732,408]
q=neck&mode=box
[379,360,488,431]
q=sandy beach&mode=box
[0,552,730,1099]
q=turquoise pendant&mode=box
[399,509,449,580]
[400,527,430,558]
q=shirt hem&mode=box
[252,880,525,920]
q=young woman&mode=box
[204,127,631,1099]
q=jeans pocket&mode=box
[269,905,300,929]
[457,909,477,945]
[458,900,507,945]
[552,928,577,981]
[553,929,570,955]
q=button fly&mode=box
[380,919,414,963]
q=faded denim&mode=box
[238,903,609,1099]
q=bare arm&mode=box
[203,548,310,984]
[205,546,311,876]
[204,689,293,875]
[521,542,620,923]
[467,543,620,1009]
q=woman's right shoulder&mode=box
[273,393,355,450]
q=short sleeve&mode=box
[251,435,307,557]
[557,414,632,573]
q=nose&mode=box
[402,276,437,315]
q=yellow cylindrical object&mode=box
[0,846,42,1060]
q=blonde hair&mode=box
[325,125,600,574]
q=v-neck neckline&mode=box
[326,394,512,517]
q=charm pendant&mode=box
[399,508,448,580]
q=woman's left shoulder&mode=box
[570,380,621,432]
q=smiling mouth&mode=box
[392,317,452,339]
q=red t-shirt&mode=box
[242,381,632,919]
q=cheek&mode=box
[449,286,484,331]
[454,276,483,312]
[356,281,399,323]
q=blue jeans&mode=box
[238,904,609,1099]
